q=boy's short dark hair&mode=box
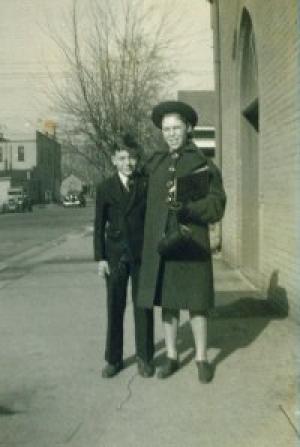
[111,133,140,159]
[111,144,139,159]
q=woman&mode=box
[138,100,226,383]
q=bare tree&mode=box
[47,0,179,177]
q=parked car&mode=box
[78,192,86,207]
[62,191,86,208]
[3,198,19,213]
[17,194,33,212]
[62,192,81,207]
[2,194,33,213]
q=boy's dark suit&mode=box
[94,173,154,365]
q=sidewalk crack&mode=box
[279,404,300,438]
[64,421,83,444]
[117,372,138,411]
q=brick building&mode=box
[0,130,61,203]
[208,1,299,315]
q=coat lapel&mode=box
[109,174,124,205]
[175,143,207,177]
[108,174,142,215]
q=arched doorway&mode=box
[239,10,260,283]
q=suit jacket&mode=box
[94,173,148,263]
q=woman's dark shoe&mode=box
[137,358,155,378]
[196,360,214,383]
[101,361,123,378]
[157,358,179,379]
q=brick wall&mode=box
[216,0,299,316]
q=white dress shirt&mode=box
[118,172,130,191]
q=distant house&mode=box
[60,174,84,197]
[0,130,61,203]
[177,90,217,162]
[0,177,10,207]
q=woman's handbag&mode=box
[157,207,192,258]
[157,207,210,259]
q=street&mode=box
[0,205,297,446]
[0,203,94,262]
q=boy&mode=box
[94,141,154,378]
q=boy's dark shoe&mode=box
[101,361,123,378]
[137,358,155,378]
[196,360,214,383]
[157,358,179,379]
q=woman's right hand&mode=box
[98,260,110,277]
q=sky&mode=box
[0,0,214,136]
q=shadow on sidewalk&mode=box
[208,288,289,368]
[0,406,18,417]
[120,271,289,373]
[147,284,289,371]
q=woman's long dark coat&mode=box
[138,142,226,312]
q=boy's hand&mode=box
[98,260,110,277]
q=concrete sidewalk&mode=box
[0,231,298,446]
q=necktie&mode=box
[127,177,134,192]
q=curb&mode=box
[0,225,93,272]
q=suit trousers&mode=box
[105,258,154,364]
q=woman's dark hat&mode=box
[152,100,198,129]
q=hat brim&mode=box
[152,101,198,129]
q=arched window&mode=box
[239,9,260,283]
[240,13,259,131]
